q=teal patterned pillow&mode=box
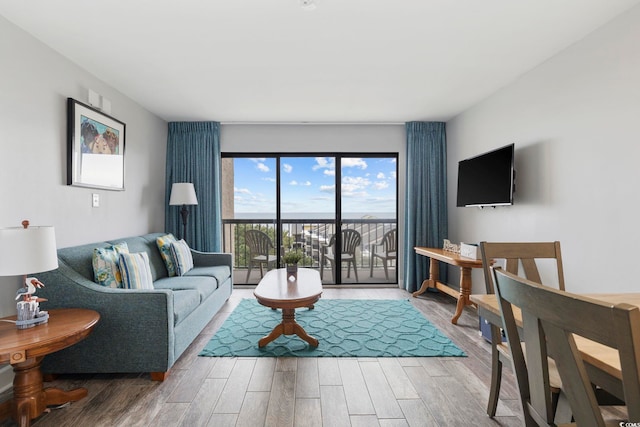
[170,239,194,276]
[119,252,154,290]
[156,233,177,277]
[92,242,129,288]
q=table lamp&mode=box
[169,182,198,241]
[0,220,58,328]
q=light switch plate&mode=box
[92,193,100,208]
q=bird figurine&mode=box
[15,277,47,302]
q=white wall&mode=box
[221,124,406,285]
[0,16,167,313]
[447,5,640,294]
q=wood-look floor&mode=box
[1,287,622,426]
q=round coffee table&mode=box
[0,308,100,427]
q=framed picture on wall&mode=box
[67,98,126,190]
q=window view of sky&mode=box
[233,156,396,218]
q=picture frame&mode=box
[67,98,126,191]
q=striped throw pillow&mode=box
[170,239,194,276]
[119,252,154,290]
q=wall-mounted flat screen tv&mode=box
[456,143,515,207]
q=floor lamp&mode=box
[169,183,198,242]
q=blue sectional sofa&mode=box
[36,233,232,381]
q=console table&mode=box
[0,308,100,427]
[412,247,484,324]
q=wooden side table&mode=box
[412,247,484,324]
[0,308,100,427]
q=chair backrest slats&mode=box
[383,229,397,253]
[480,241,565,295]
[493,267,640,425]
[245,229,274,256]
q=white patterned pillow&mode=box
[156,233,177,277]
[170,239,194,276]
[92,242,129,288]
[119,252,154,290]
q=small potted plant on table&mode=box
[283,250,303,280]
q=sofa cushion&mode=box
[185,265,231,288]
[119,252,154,290]
[110,234,168,281]
[92,242,129,288]
[172,289,201,326]
[153,276,217,302]
[170,239,194,276]
[156,233,178,277]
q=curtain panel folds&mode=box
[165,121,222,252]
[403,122,448,292]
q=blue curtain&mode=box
[165,122,222,252]
[403,122,448,292]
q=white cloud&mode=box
[302,181,311,186]
[263,177,276,182]
[374,181,389,190]
[234,186,251,194]
[324,169,335,176]
[376,172,385,179]
[313,157,336,172]
[283,163,293,173]
[342,190,369,198]
[249,158,267,163]
[390,171,397,179]
[320,185,335,193]
[256,162,269,172]
[342,176,370,188]
[289,180,298,186]
[342,158,367,169]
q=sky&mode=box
[233,156,397,218]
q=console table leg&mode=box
[412,258,439,297]
[451,266,473,324]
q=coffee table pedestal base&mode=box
[258,308,318,348]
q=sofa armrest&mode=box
[36,260,175,373]
[190,249,232,269]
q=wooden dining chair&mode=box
[479,241,565,418]
[492,267,640,426]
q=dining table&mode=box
[470,292,640,402]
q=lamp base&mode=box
[15,312,49,329]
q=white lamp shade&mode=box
[0,226,58,276]
[169,183,198,206]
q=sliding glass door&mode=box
[222,154,397,285]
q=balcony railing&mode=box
[222,218,397,285]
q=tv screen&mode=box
[456,144,515,207]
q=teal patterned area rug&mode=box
[199,299,466,357]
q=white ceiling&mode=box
[1,0,638,123]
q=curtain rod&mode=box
[220,121,405,126]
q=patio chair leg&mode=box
[246,264,252,284]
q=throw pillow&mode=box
[92,242,129,288]
[170,239,194,276]
[156,233,178,277]
[119,252,154,290]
